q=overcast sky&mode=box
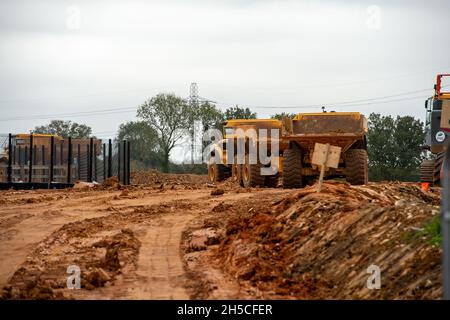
[1,0,449,156]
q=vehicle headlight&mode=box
[436,131,446,143]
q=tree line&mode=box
[33,93,426,181]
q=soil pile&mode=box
[217,181,442,299]
[132,170,208,188]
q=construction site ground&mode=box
[0,170,443,299]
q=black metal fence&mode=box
[0,133,130,189]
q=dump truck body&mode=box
[282,112,367,178]
[207,119,284,185]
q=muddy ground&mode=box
[0,172,443,299]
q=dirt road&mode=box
[0,173,443,299]
[0,180,286,299]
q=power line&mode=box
[214,93,430,110]
[0,107,137,122]
[213,85,449,110]
[2,66,447,104]
[204,65,450,91]
[2,84,446,122]
[327,95,427,108]
[0,87,162,104]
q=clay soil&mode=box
[0,172,443,299]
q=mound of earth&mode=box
[131,170,208,188]
[193,181,442,299]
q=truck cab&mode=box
[421,74,450,185]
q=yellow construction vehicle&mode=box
[207,112,368,188]
[207,118,284,187]
[420,74,450,186]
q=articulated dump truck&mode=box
[207,112,368,188]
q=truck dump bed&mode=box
[283,112,367,152]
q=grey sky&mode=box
[0,0,449,144]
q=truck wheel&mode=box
[232,163,244,187]
[242,155,264,187]
[282,145,304,188]
[231,155,244,187]
[420,159,434,184]
[265,176,279,188]
[208,158,226,183]
[237,164,244,187]
[344,149,368,185]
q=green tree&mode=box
[137,93,192,172]
[367,113,425,181]
[34,120,92,138]
[224,105,257,120]
[270,112,296,120]
[183,101,224,164]
[196,102,224,130]
[117,121,162,170]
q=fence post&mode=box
[50,136,54,183]
[77,144,81,180]
[94,143,97,182]
[89,138,94,182]
[60,141,64,166]
[18,146,22,180]
[442,145,450,300]
[28,134,33,183]
[87,143,91,182]
[108,139,112,178]
[127,140,131,185]
[7,133,12,183]
[42,145,45,165]
[118,141,121,184]
[67,137,72,184]
[103,143,106,182]
[122,140,126,185]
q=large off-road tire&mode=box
[265,175,279,188]
[231,155,244,187]
[232,163,244,187]
[208,158,226,183]
[420,159,435,184]
[344,149,368,185]
[282,145,304,188]
[242,154,264,188]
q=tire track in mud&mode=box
[128,214,192,299]
[0,189,154,292]
[1,186,275,299]
[98,192,271,300]
[181,189,290,300]
[0,192,119,289]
